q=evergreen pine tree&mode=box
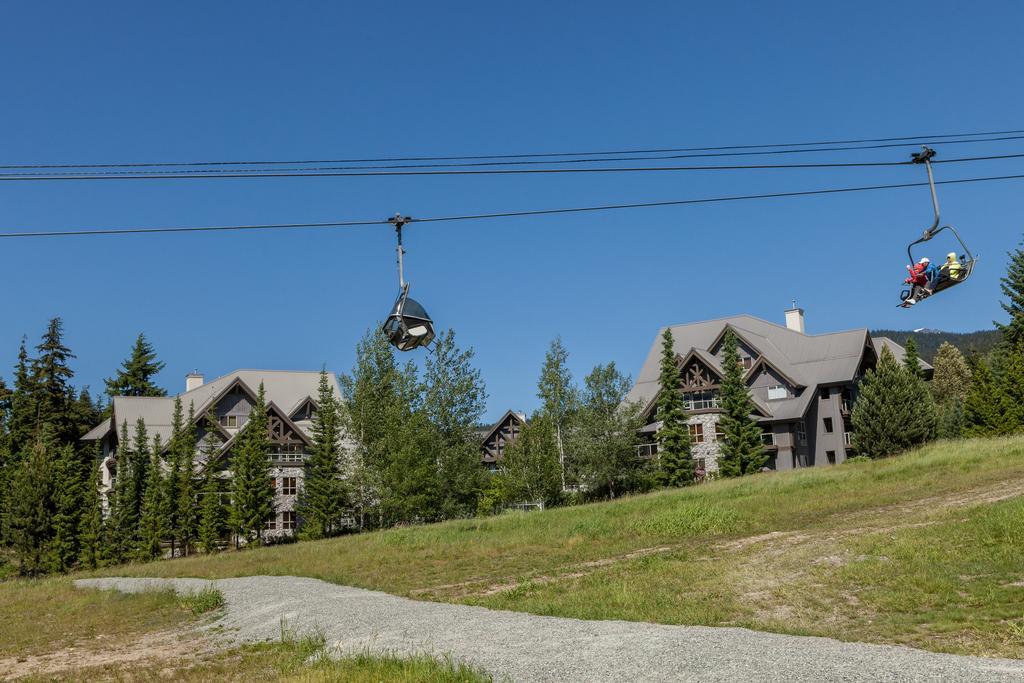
[718,330,767,476]
[78,451,104,570]
[962,356,1007,437]
[136,434,167,561]
[654,329,694,486]
[537,337,577,491]
[996,238,1024,349]
[104,333,167,399]
[32,318,77,444]
[229,383,274,545]
[8,434,54,576]
[198,464,227,554]
[174,402,199,555]
[995,343,1024,433]
[49,444,83,572]
[903,337,925,378]
[851,347,937,457]
[8,338,37,460]
[106,421,137,563]
[297,369,344,539]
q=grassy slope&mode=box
[102,436,1024,658]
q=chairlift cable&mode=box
[3,152,1024,182]
[1,128,1022,170]
[2,171,1023,239]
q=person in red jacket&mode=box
[904,257,931,305]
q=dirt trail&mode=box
[0,629,214,680]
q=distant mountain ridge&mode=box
[870,329,1001,362]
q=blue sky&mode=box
[1,1,1022,422]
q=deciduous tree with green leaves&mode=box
[930,342,972,439]
[571,363,651,499]
[537,337,577,491]
[496,416,562,509]
[717,330,767,477]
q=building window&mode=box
[694,457,706,472]
[761,431,776,446]
[282,511,297,530]
[823,417,834,433]
[714,421,725,442]
[795,421,807,445]
[265,515,277,530]
[220,414,239,428]
[819,387,830,400]
[739,356,754,371]
[280,477,297,496]
[767,385,787,400]
[683,390,721,410]
[688,423,704,443]
[826,450,836,465]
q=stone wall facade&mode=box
[689,413,723,475]
[265,464,305,540]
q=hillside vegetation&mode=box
[871,329,1000,362]
[100,437,1024,658]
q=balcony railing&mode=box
[841,399,853,414]
[843,432,853,446]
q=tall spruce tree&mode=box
[7,338,37,460]
[852,347,937,457]
[903,337,925,378]
[996,343,1024,433]
[297,370,345,539]
[230,383,274,545]
[198,465,227,553]
[33,318,77,444]
[718,330,767,477]
[104,334,167,399]
[49,444,83,572]
[537,337,577,490]
[174,402,199,555]
[136,434,167,561]
[106,421,137,563]
[163,397,185,555]
[654,329,694,486]
[8,433,54,576]
[996,238,1024,349]
[962,356,1008,437]
[78,453,104,569]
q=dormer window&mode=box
[739,356,754,370]
[767,385,788,400]
[220,415,240,428]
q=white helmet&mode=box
[919,257,930,264]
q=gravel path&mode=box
[76,576,1024,682]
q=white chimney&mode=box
[186,372,204,392]
[784,305,805,334]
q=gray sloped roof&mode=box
[626,315,922,422]
[871,337,934,373]
[83,369,342,448]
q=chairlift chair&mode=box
[381,215,436,351]
[899,147,978,308]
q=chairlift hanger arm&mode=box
[388,214,413,289]
[911,146,940,239]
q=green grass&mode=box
[0,578,192,659]
[179,586,225,615]
[95,436,1024,657]
[27,635,493,682]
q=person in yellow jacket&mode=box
[941,252,963,281]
